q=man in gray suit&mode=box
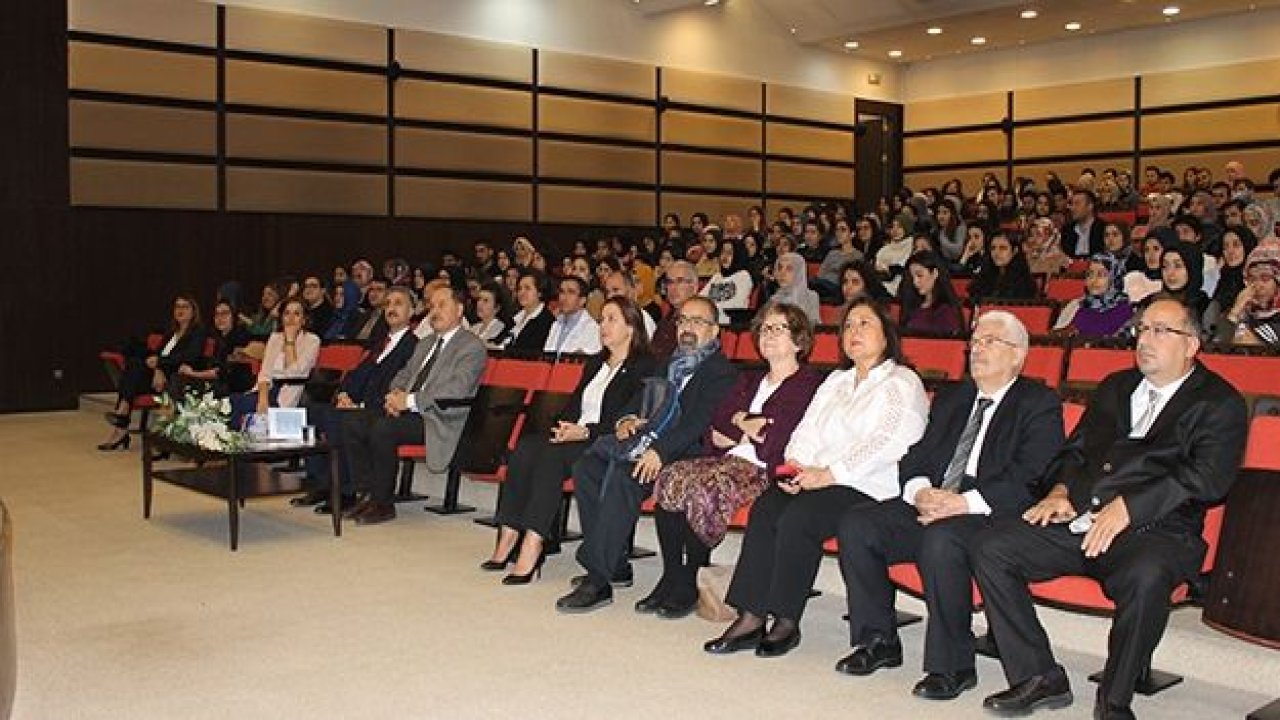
[343,285,488,524]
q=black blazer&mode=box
[899,377,1064,518]
[505,308,555,353]
[629,351,739,464]
[1055,364,1247,538]
[155,328,207,378]
[557,353,657,441]
[341,330,419,405]
[1060,218,1106,259]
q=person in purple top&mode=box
[1051,253,1134,340]
[900,250,965,336]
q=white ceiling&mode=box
[634,0,1280,63]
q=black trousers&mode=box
[972,519,1204,709]
[341,409,422,503]
[837,500,988,674]
[653,508,710,603]
[571,446,652,588]
[494,434,586,539]
[725,484,875,622]
[302,404,357,495]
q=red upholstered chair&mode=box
[1062,345,1135,401]
[719,330,740,360]
[545,359,586,394]
[1044,277,1087,304]
[314,343,366,375]
[974,300,1059,335]
[1199,353,1280,401]
[486,358,552,394]
[1023,344,1066,389]
[819,304,844,326]
[902,337,967,380]
[732,332,761,362]
[811,332,841,365]
[1062,402,1086,434]
[950,277,970,303]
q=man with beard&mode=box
[556,296,738,612]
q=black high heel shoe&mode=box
[501,554,545,586]
[480,542,521,571]
[104,412,130,428]
[97,434,131,452]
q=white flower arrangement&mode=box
[152,392,249,452]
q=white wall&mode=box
[210,0,902,102]
[905,7,1280,102]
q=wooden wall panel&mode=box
[766,123,853,163]
[766,162,852,199]
[539,141,654,184]
[69,101,214,155]
[227,115,385,165]
[71,159,215,209]
[396,129,531,174]
[663,111,760,152]
[1013,78,1134,120]
[227,168,386,215]
[766,85,853,125]
[396,178,531,221]
[68,0,214,46]
[539,51,653,98]
[68,42,214,100]
[539,186,655,226]
[396,79,530,128]
[1143,58,1280,107]
[903,167,1002,195]
[906,93,1005,132]
[1140,148,1280,182]
[663,152,760,193]
[905,131,1005,167]
[1141,105,1280,149]
[226,60,385,115]
[224,6,385,65]
[1014,118,1133,159]
[662,194,760,226]
[662,68,760,113]
[396,29,530,82]
[539,96,654,142]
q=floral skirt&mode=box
[652,455,769,549]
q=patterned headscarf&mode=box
[1245,244,1280,312]
[1081,253,1128,312]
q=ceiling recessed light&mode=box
[926,27,943,35]
[971,36,987,45]
[1162,5,1181,15]
[1020,9,1038,19]
[789,26,797,34]
[888,49,903,58]
[843,40,859,49]
[1064,21,1082,31]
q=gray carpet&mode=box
[0,406,1272,719]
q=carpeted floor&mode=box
[0,406,1272,719]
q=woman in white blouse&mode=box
[701,240,755,325]
[229,297,320,429]
[705,296,928,659]
[484,297,656,584]
[468,281,509,347]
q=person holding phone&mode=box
[704,297,928,658]
[636,303,825,618]
[483,297,655,584]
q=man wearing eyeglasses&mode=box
[557,296,738,612]
[974,296,1247,720]
[651,261,699,358]
[834,311,1064,700]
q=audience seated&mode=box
[899,251,964,336]
[769,253,821,326]
[968,233,1038,301]
[602,270,657,340]
[874,217,914,297]
[502,270,555,353]
[813,218,862,302]
[1213,243,1280,346]
[545,276,602,356]
[1052,254,1134,339]
[229,297,320,430]
[349,277,390,345]
[173,299,252,399]
[701,240,755,325]
[467,280,509,347]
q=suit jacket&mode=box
[155,328,207,378]
[625,350,740,464]
[557,353,657,441]
[506,307,555,353]
[1060,217,1106,259]
[899,377,1064,518]
[707,367,826,474]
[1055,364,1247,537]
[390,327,488,473]
[340,330,418,406]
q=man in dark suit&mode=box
[974,296,1247,720]
[293,286,420,513]
[834,311,1064,700]
[342,285,488,525]
[1060,189,1106,259]
[556,296,738,612]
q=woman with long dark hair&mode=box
[967,233,1038,301]
[899,251,964,335]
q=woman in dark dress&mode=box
[484,297,655,584]
[967,233,1038,301]
[174,299,253,398]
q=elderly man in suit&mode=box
[342,285,487,525]
[293,286,420,514]
[556,296,738,612]
[974,296,1247,720]
[834,311,1064,700]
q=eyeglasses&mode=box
[969,335,1018,349]
[1134,323,1194,339]
[758,322,791,336]
[665,277,696,285]
[676,315,716,328]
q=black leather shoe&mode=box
[313,495,358,514]
[634,586,669,613]
[983,667,1073,715]
[353,502,396,525]
[755,628,801,658]
[556,582,613,613]
[571,570,633,589]
[703,627,763,655]
[1093,702,1135,720]
[835,637,903,676]
[290,490,328,507]
[912,669,978,700]
[655,594,698,619]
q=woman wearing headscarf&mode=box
[1214,243,1280,346]
[1050,253,1133,339]
[631,262,664,324]
[768,252,821,326]
[323,279,362,340]
[701,239,755,325]
[1204,226,1259,336]
[1243,201,1278,246]
[1155,241,1210,319]
[1123,226,1176,304]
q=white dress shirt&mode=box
[1129,368,1193,438]
[544,309,602,355]
[405,325,463,413]
[375,327,409,364]
[576,360,623,426]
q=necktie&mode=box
[1131,387,1162,437]
[408,337,444,393]
[942,397,994,491]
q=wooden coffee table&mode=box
[141,432,343,551]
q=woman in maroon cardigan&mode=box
[637,302,825,618]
